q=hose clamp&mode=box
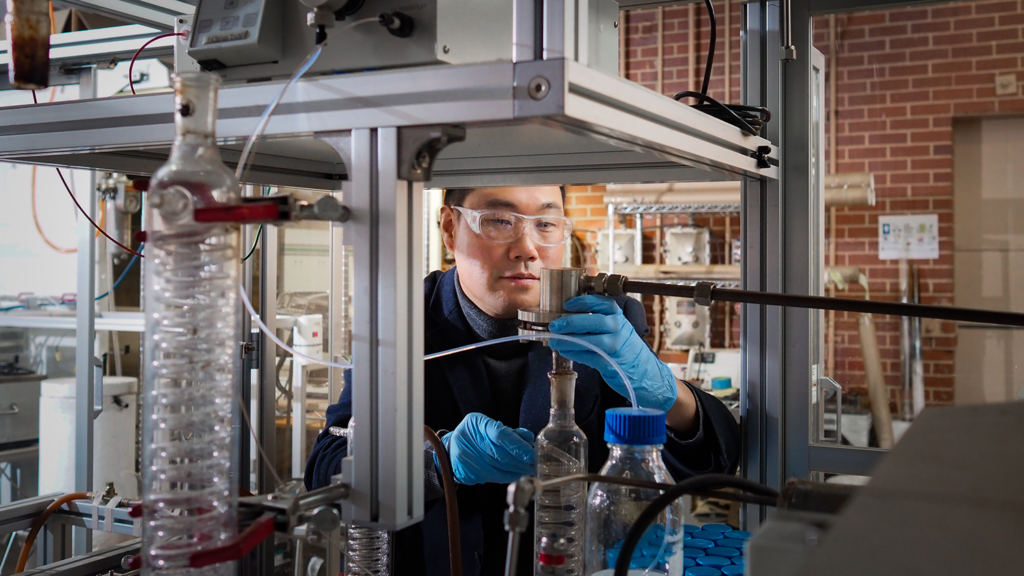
[693,282,716,307]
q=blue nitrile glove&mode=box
[436,412,536,485]
[548,295,678,412]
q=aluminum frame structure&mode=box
[0,0,785,544]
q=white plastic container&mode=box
[39,376,139,499]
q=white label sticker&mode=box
[878,214,939,260]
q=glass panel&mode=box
[813,0,1024,451]
[274,197,332,483]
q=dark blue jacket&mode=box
[306,267,740,576]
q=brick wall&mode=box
[564,0,1024,411]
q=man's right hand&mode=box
[436,413,536,485]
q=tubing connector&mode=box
[579,272,628,297]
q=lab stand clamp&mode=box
[123,482,353,570]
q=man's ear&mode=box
[439,206,457,254]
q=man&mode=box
[306,185,740,576]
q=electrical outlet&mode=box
[922,317,943,337]
[995,73,1018,97]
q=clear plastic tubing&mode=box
[238,283,352,369]
[142,72,240,576]
[233,17,381,182]
[426,334,638,408]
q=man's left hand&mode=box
[548,295,678,413]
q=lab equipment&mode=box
[549,296,678,412]
[662,297,711,351]
[39,377,139,499]
[4,0,49,89]
[141,72,241,576]
[185,0,620,83]
[662,226,711,266]
[596,229,641,269]
[534,352,588,576]
[526,268,589,576]
[585,408,683,576]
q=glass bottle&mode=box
[535,353,588,576]
[141,72,241,576]
[585,408,683,576]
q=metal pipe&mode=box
[899,260,912,419]
[858,314,894,449]
[656,6,663,94]
[688,3,695,92]
[781,0,796,61]
[615,279,1024,328]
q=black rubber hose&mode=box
[621,279,1024,328]
[700,0,716,101]
[613,475,778,576]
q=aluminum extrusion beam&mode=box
[0,312,145,331]
[323,129,425,528]
[55,0,193,30]
[0,60,777,186]
[18,540,140,576]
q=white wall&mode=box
[0,61,170,298]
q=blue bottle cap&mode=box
[706,546,740,558]
[721,565,745,575]
[726,530,751,540]
[686,538,715,549]
[711,376,732,390]
[696,555,733,568]
[702,524,734,532]
[732,556,746,565]
[692,530,723,540]
[684,524,701,533]
[684,533,692,540]
[604,407,667,445]
[685,567,722,576]
[683,547,706,558]
[683,557,696,568]
[640,544,662,557]
[717,538,746,549]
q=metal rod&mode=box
[619,279,1024,328]
[781,0,796,60]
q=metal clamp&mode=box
[818,377,843,444]
[693,282,716,307]
[93,357,104,419]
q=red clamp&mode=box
[193,196,291,225]
[188,513,277,568]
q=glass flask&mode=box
[535,353,588,576]
[141,72,241,576]
[344,417,393,576]
[585,408,683,576]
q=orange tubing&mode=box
[15,492,90,573]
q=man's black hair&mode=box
[443,186,567,207]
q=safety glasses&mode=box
[452,206,573,247]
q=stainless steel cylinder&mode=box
[539,268,583,313]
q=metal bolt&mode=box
[309,505,340,533]
[120,556,134,570]
[528,76,551,101]
[614,20,619,28]
[415,150,432,170]
[442,45,450,54]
